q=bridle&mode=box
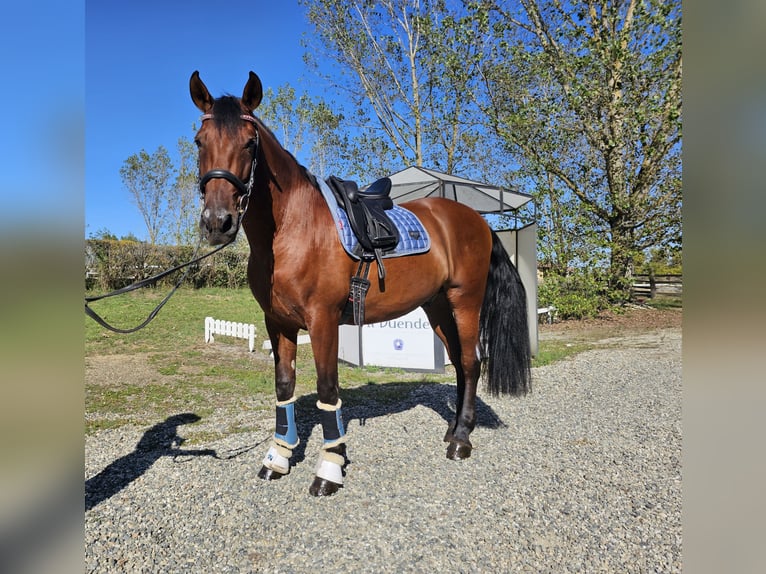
[198,113,259,218]
[84,113,261,334]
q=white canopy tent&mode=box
[386,166,534,213]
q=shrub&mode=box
[85,240,249,291]
[538,270,608,320]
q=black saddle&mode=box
[326,176,400,272]
[326,175,400,325]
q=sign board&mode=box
[338,307,446,372]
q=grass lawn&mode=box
[85,287,588,436]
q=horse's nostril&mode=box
[218,212,233,234]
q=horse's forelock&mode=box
[211,95,246,133]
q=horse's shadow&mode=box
[85,413,220,512]
[288,381,506,465]
[85,383,504,509]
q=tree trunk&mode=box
[608,225,635,303]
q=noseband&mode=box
[198,113,259,215]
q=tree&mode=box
[305,98,348,177]
[258,85,310,156]
[119,146,174,245]
[258,84,348,178]
[169,135,201,246]
[119,232,141,243]
[473,0,682,301]
[301,0,495,179]
[88,227,117,241]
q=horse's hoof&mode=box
[258,465,286,481]
[309,476,343,497]
[446,441,472,460]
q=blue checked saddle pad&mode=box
[317,177,430,260]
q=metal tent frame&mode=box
[385,165,533,215]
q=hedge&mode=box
[85,240,249,291]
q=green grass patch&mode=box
[85,287,262,354]
[86,418,137,434]
[86,287,591,436]
[532,340,593,368]
[644,296,683,310]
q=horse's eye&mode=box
[246,138,257,150]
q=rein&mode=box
[84,113,259,334]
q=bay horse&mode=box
[190,71,531,496]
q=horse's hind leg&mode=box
[422,294,480,460]
[258,319,300,480]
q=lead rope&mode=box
[84,236,234,334]
[85,112,259,334]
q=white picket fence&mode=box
[204,317,256,352]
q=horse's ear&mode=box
[242,71,263,112]
[190,70,214,113]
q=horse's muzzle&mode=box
[200,206,236,245]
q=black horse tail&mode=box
[480,230,532,397]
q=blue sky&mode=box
[86,1,323,240]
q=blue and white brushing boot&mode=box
[309,399,347,496]
[259,396,299,479]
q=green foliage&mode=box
[85,239,249,291]
[88,227,118,241]
[257,84,347,178]
[635,246,683,276]
[473,0,682,301]
[301,0,502,179]
[538,270,609,319]
[170,136,201,246]
[116,138,200,246]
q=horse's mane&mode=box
[253,116,318,188]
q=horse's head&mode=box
[190,71,263,245]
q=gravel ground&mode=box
[85,327,682,573]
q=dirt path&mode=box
[538,305,682,341]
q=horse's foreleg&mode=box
[307,316,347,496]
[259,321,299,480]
[310,398,347,496]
